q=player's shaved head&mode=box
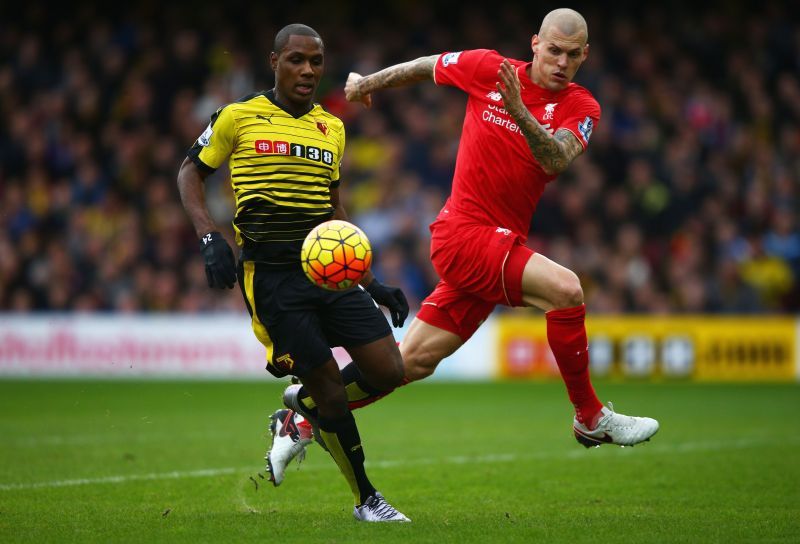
[539,8,588,43]
[273,24,323,53]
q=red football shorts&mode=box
[417,210,533,341]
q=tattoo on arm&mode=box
[359,55,438,94]
[515,109,585,175]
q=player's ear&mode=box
[531,35,539,55]
[269,52,278,71]
[582,43,590,62]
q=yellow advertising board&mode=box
[495,314,798,382]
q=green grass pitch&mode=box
[1,380,798,543]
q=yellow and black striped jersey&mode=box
[188,90,345,265]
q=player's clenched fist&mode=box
[200,231,237,289]
[345,72,372,108]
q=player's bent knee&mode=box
[314,393,349,419]
[406,363,435,381]
[307,381,348,418]
[358,345,404,391]
[376,352,405,390]
[554,270,584,309]
[403,350,440,381]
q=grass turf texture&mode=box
[0,380,798,543]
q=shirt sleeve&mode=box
[186,105,236,173]
[557,92,601,150]
[433,49,494,92]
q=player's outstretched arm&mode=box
[496,60,584,175]
[345,55,438,107]
[177,157,237,289]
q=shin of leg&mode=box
[318,410,375,505]
[520,254,601,424]
[545,305,603,426]
[304,361,376,504]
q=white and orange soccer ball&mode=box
[301,220,372,290]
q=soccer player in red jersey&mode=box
[275,9,658,475]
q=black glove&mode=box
[365,279,409,328]
[199,232,237,289]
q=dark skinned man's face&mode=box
[270,35,324,114]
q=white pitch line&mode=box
[9,430,234,448]
[361,436,791,469]
[0,467,242,491]
[0,436,793,492]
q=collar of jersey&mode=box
[264,88,317,119]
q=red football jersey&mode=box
[433,49,601,236]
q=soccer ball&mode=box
[301,220,372,290]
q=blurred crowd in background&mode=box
[2,1,799,314]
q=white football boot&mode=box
[283,383,327,450]
[353,492,411,522]
[573,402,659,448]
[265,409,313,486]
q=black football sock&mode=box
[318,412,376,505]
[298,362,406,413]
[296,390,319,418]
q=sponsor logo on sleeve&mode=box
[198,123,213,146]
[442,51,462,67]
[578,116,594,144]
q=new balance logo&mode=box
[486,91,502,101]
[495,227,511,236]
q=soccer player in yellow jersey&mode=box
[177,24,410,522]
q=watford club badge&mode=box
[274,353,295,373]
[316,121,328,136]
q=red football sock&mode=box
[545,304,603,428]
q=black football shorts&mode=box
[238,261,392,378]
